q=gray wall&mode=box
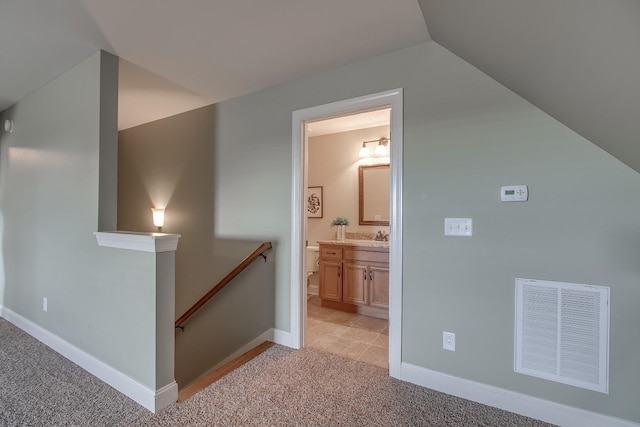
[211,41,640,422]
[118,107,275,386]
[418,0,640,175]
[3,39,638,422]
[0,51,163,389]
[118,105,217,316]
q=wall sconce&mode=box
[3,119,14,133]
[151,208,165,231]
[359,137,390,158]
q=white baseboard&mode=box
[401,362,638,427]
[0,306,173,413]
[194,329,276,380]
[10,307,629,426]
[272,328,295,348]
[154,381,178,411]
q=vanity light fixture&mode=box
[151,208,165,231]
[359,137,390,158]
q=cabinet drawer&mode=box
[320,246,343,260]
[344,248,388,264]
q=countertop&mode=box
[316,239,390,248]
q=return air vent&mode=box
[515,278,609,393]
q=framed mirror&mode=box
[359,164,390,226]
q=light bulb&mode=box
[151,208,165,229]
[359,143,370,158]
[374,142,387,157]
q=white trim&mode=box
[193,329,277,380]
[182,328,292,389]
[154,381,179,412]
[290,89,403,376]
[5,304,633,425]
[290,113,305,350]
[94,231,181,252]
[401,362,639,427]
[0,306,174,413]
[272,328,294,348]
[387,90,403,378]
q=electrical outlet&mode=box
[42,297,48,312]
[443,331,455,351]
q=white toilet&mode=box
[305,245,320,295]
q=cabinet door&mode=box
[319,260,342,302]
[369,264,389,309]
[343,262,367,305]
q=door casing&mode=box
[290,88,403,378]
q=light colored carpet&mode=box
[132,345,554,427]
[1,318,555,426]
[0,318,147,426]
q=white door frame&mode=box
[290,88,403,378]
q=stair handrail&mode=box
[175,241,273,329]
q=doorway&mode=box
[305,109,391,368]
[290,89,403,378]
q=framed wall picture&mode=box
[306,186,323,218]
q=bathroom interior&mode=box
[304,108,391,369]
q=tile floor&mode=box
[305,295,389,369]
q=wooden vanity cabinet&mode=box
[368,264,390,309]
[318,243,389,319]
[343,262,367,305]
[319,261,342,302]
[318,246,343,302]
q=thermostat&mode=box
[501,185,528,202]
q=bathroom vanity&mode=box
[317,240,389,319]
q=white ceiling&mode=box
[306,109,390,137]
[0,0,429,130]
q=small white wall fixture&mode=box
[3,119,14,133]
[151,208,165,230]
[291,88,403,378]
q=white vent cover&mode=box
[515,278,609,393]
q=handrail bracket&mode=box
[260,252,267,262]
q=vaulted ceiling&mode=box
[1,1,638,172]
[419,0,640,172]
[0,0,429,129]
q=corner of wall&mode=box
[98,50,119,231]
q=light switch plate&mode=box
[444,218,472,236]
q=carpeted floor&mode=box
[1,318,555,426]
[0,318,148,426]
